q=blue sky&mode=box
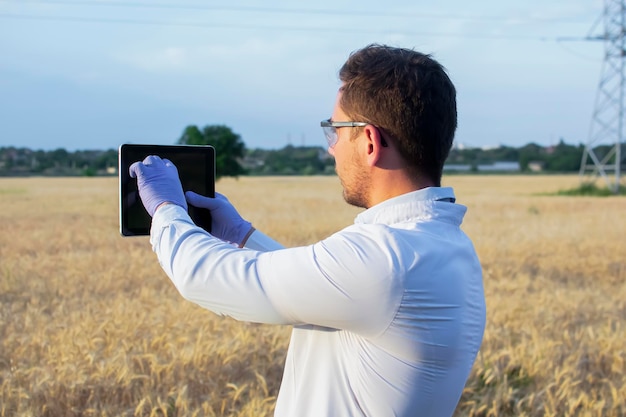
[0,0,604,151]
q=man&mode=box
[130,44,486,417]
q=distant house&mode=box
[528,161,545,172]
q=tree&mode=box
[178,125,247,179]
[544,140,584,172]
[259,145,332,175]
[518,143,545,171]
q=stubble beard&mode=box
[339,164,370,209]
[343,188,367,208]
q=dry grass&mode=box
[0,175,624,416]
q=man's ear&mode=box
[363,125,386,167]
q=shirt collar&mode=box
[354,187,465,226]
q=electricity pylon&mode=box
[579,0,626,193]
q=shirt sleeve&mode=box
[150,204,403,335]
[243,229,285,251]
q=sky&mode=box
[0,0,606,151]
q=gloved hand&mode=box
[129,155,188,217]
[185,191,252,245]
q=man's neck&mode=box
[367,171,435,208]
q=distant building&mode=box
[528,161,545,172]
[477,161,520,172]
[444,164,472,172]
[444,161,521,173]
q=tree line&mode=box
[0,124,620,177]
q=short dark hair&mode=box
[339,44,457,186]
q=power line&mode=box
[1,0,593,24]
[0,12,577,41]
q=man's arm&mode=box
[150,204,291,324]
[150,204,401,334]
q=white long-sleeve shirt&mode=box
[150,187,486,417]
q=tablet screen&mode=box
[119,144,215,236]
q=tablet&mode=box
[119,144,215,236]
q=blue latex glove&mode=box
[185,191,252,244]
[129,155,188,217]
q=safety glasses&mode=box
[320,119,369,147]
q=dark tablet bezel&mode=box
[118,144,215,236]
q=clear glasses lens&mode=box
[323,126,337,147]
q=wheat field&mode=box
[0,175,624,417]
